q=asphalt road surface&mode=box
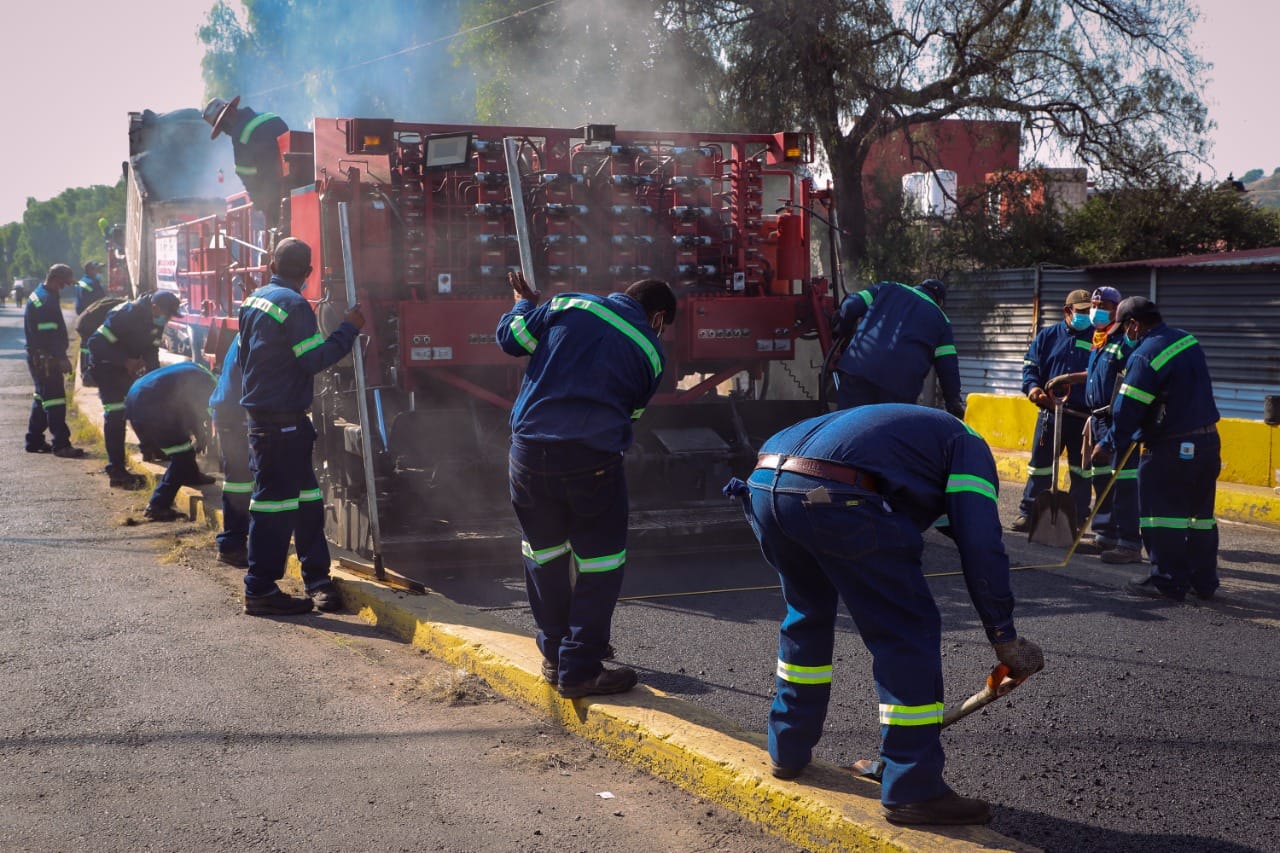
[0,306,794,852]
[409,437,1280,851]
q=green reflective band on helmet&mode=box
[1151,334,1198,371]
[235,165,259,176]
[292,333,325,357]
[879,701,945,726]
[857,288,874,308]
[41,397,66,409]
[37,322,58,331]
[244,295,287,323]
[576,550,626,573]
[1027,464,1053,476]
[299,488,323,502]
[29,294,43,307]
[509,315,538,354]
[631,407,645,420]
[1119,383,1154,405]
[946,474,997,502]
[934,344,957,358]
[522,539,570,565]
[162,441,194,456]
[1140,516,1217,530]
[550,296,662,378]
[239,111,279,144]
[1075,338,1092,351]
[222,481,254,494]
[99,326,119,343]
[103,401,126,413]
[250,497,300,513]
[776,660,833,685]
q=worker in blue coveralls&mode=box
[237,238,364,617]
[87,290,183,490]
[74,261,109,383]
[1046,286,1141,562]
[208,333,251,568]
[125,361,217,521]
[497,269,676,700]
[202,96,289,229]
[1009,289,1096,533]
[23,264,86,458]
[830,279,965,417]
[1110,297,1221,602]
[725,405,1044,825]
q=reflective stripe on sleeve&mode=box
[521,540,571,565]
[856,288,874,308]
[945,473,997,502]
[776,660,833,685]
[292,333,325,357]
[934,344,957,358]
[1119,383,1154,405]
[1151,335,1198,371]
[28,294,43,307]
[509,315,538,354]
[879,702,945,726]
[549,296,661,377]
[575,550,626,573]
[99,326,119,343]
[243,295,287,323]
[162,441,194,455]
[631,407,645,420]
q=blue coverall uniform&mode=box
[832,282,963,413]
[238,275,358,597]
[732,405,1017,807]
[1084,327,1139,549]
[1018,320,1094,520]
[23,284,72,452]
[1111,324,1220,599]
[74,273,107,378]
[87,294,167,471]
[497,292,663,687]
[222,108,288,227]
[209,334,251,559]
[125,362,216,513]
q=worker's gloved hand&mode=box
[344,303,366,330]
[993,637,1044,679]
[1027,387,1050,409]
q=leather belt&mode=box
[247,410,306,425]
[755,453,880,493]
[1163,424,1217,440]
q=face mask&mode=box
[1090,308,1111,327]
[1069,312,1092,331]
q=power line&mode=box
[246,0,564,99]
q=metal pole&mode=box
[503,137,537,292]
[337,202,384,579]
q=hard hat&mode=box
[202,95,241,140]
[151,290,183,316]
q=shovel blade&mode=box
[1027,492,1077,547]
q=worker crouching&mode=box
[124,361,217,521]
[726,404,1044,825]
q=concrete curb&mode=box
[72,378,1037,853]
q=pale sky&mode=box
[0,1,1274,226]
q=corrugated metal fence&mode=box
[948,264,1280,421]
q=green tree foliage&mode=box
[0,183,124,286]
[1240,169,1264,183]
[679,0,1209,272]
[453,0,727,130]
[198,0,475,128]
[1064,178,1280,264]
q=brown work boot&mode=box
[883,790,992,826]
[1009,515,1030,533]
[1101,546,1143,564]
[243,590,314,616]
[557,665,638,699]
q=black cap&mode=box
[1115,296,1160,325]
[918,278,946,304]
[152,290,183,316]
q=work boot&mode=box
[106,466,146,490]
[770,761,806,781]
[25,442,52,454]
[307,582,343,613]
[1009,515,1030,533]
[1125,574,1185,602]
[216,547,250,569]
[144,505,185,522]
[883,790,992,826]
[243,590,314,616]
[557,665,638,699]
[1101,546,1143,564]
[52,445,87,459]
[541,658,558,685]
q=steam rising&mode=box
[130,109,237,200]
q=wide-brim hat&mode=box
[203,95,241,140]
